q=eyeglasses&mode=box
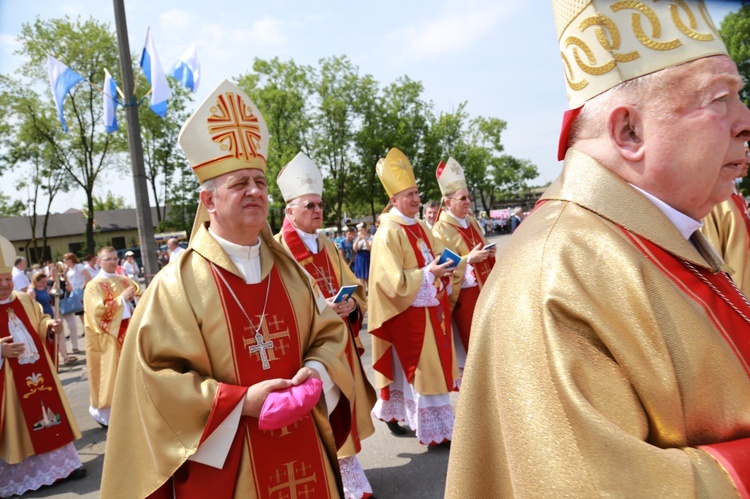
[450,195,472,202]
[297,201,326,211]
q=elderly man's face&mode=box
[287,194,324,234]
[202,168,269,243]
[392,187,421,218]
[643,55,750,219]
[0,273,13,301]
[445,189,472,219]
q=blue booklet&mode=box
[438,248,461,268]
[333,284,358,303]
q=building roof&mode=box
[0,208,161,243]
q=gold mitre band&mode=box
[376,148,417,197]
[437,157,468,196]
[554,0,727,108]
[179,79,269,184]
[0,235,16,274]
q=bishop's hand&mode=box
[0,336,25,359]
[242,378,293,418]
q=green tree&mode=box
[237,58,314,232]
[91,190,130,211]
[418,105,468,203]
[351,76,431,219]
[0,75,71,261]
[159,164,200,233]
[0,193,25,218]
[14,16,125,254]
[721,3,750,105]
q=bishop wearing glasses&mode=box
[275,152,377,499]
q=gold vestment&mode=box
[701,193,750,297]
[83,274,140,410]
[446,150,750,498]
[100,224,355,498]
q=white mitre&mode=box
[436,157,468,197]
[277,152,324,203]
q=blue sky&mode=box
[0,0,739,212]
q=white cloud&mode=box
[247,16,287,47]
[159,9,192,31]
[391,1,515,60]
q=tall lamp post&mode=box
[112,0,159,283]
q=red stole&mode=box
[454,222,495,287]
[281,217,365,451]
[621,228,750,374]
[0,299,75,455]
[730,193,750,238]
[371,223,455,395]
[155,265,341,499]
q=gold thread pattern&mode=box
[561,52,589,91]
[671,1,714,42]
[566,36,617,75]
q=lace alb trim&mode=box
[412,267,439,307]
[0,442,81,497]
[340,455,373,499]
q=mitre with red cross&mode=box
[436,156,467,197]
[277,152,324,203]
[179,79,269,184]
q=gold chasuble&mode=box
[702,192,750,297]
[83,274,140,411]
[100,224,355,499]
[275,219,377,460]
[368,213,458,395]
[431,212,495,350]
[0,293,81,464]
[446,150,750,498]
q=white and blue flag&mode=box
[47,54,85,132]
[103,68,119,133]
[170,43,200,93]
[140,28,172,117]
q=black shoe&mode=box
[67,466,87,481]
[386,420,408,435]
[98,422,109,430]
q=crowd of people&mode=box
[4,1,750,497]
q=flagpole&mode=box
[113,0,159,284]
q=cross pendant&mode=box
[248,332,274,370]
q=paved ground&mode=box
[19,233,512,498]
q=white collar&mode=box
[209,228,261,260]
[0,295,12,304]
[391,207,417,225]
[445,209,468,229]
[293,226,320,254]
[97,270,120,279]
[209,228,262,284]
[629,184,703,240]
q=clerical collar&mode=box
[0,296,12,304]
[630,184,702,240]
[97,269,119,279]
[209,228,262,284]
[445,209,468,229]
[390,207,417,225]
[294,226,320,254]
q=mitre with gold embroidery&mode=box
[376,148,417,198]
[277,152,324,203]
[0,235,16,274]
[179,79,269,183]
[554,0,727,159]
[436,157,467,197]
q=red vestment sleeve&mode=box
[700,440,750,498]
[199,382,248,445]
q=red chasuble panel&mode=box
[454,223,495,287]
[0,300,74,455]
[370,223,455,395]
[214,266,334,499]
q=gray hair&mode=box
[199,178,217,195]
[569,67,677,145]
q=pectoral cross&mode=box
[246,331,274,370]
